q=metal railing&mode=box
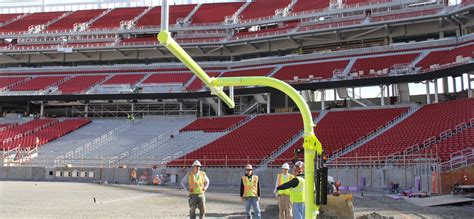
[54,121,130,167]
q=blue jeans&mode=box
[292,203,305,219]
[244,197,261,219]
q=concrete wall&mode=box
[440,164,474,194]
[0,166,439,193]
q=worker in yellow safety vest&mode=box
[240,164,261,219]
[181,160,209,219]
[274,163,294,219]
[276,161,305,219]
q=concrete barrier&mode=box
[0,166,433,192]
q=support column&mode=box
[426,81,431,104]
[452,76,457,94]
[85,104,89,118]
[321,90,326,110]
[398,83,410,103]
[217,98,222,116]
[267,93,271,114]
[434,79,439,103]
[40,103,44,117]
[380,85,385,106]
[131,103,135,115]
[442,77,449,94]
[460,74,465,91]
[199,99,203,117]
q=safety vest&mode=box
[242,175,259,197]
[188,171,206,194]
[290,176,305,203]
[277,173,294,196]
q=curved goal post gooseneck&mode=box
[157,1,323,218]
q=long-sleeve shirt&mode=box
[277,174,304,191]
[240,174,261,197]
[274,173,293,193]
[181,171,210,191]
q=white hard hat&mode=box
[281,163,290,170]
[192,160,202,167]
[244,164,253,170]
[295,161,304,168]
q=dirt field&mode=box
[0,181,473,219]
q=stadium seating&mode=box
[190,3,243,24]
[0,12,65,33]
[350,53,420,75]
[2,119,91,149]
[416,50,448,70]
[46,9,106,31]
[0,13,22,24]
[58,75,107,94]
[135,5,197,27]
[343,99,474,158]
[90,7,147,29]
[180,116,248,132]
[185,72,220,91]
[221,67,274,77]
[141,73,193,85]
[0,77,28,90]
[168,113,311,167]
[419,128,474,162]
[271,108,409,165]
[273,60,349,81]
[239,0,291,20]
[291,0,330,13]
[101,74,145,85]
[0,118,57,149]
[9,76,67,91]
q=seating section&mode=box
[2,119,91,149]
[1,118,57,149]
[343,99,474,158]
[271,108,408,165]
[0,13,22,24]
[168,113,306,167]
[185,72,220,91]
[416,50,448,70]
[101,74,145,85]
[0,77,28,90]
[9,76,66,91]
[292,0,330,13]
[58,75,107,94]
[221,67,274,77]
[0,12,64,32]
[180,116,248,132]
[141,73,193,85]
[136,5,197,27]
[273,60,349,81]
[429,128,474,162]
[91,7,146,29]
[351,53,420,74]
[239,0,291,20]
[191,3,243,24]
[46,9,106,31]
[436,44,474,65]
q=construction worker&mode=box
[274,163,294,219]
[181,160,209,219]
[240,164,261,219]
[130,168,137,185]
[276,161,305,219]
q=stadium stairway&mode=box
[28,119,129,166]
[67,116,194,167]
[329,104,421,160]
